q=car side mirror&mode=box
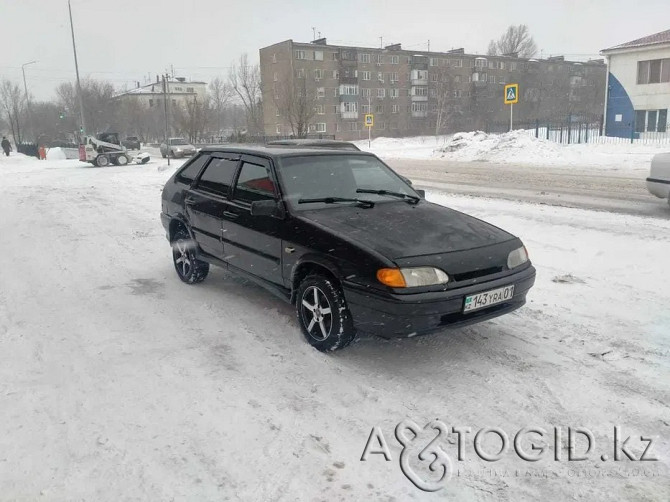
[250,199,285,218]
[415,189,426,198]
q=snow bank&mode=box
[361,131,668,171]
[46,147,67,160]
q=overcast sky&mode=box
[0,0,667,100]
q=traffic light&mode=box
[59,111,66,120]
[80,126,84,134]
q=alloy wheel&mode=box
[300,286,333,340]
[173,239,192,277]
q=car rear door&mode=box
[186,153,240,259]
[221,155,284,285]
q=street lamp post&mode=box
[68,0,86,138]
[22,60,37,142]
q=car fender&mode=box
[289,253,345,301]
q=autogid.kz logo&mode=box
[360,420,660,492]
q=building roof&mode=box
[602,28,670,53]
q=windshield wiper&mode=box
[298,197,375,208]
[356,189,420,204]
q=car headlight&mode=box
[507,246,529,269]
[377,267,449,288]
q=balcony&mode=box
[411,94,428,102]
[410,77,428,86]
[411,110,428,118]
[342,111,359,120]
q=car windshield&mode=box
[170,138,189,145]
[278,154,418,210]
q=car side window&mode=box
[197,158,239,196]
[175,154,208,184]
[233,162,276,203]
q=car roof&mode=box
[199,144,376,160]
[266,139,360,151]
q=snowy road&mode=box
[388,159,669,218]
[0,155,669,501]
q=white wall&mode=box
[609,44,670,111]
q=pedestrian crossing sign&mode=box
[504,84,519,104]
[364,114,374,127]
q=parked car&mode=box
[646,152,670,207]
[160,138,197,158]
[160,146,536,351]
[122,136,141,150]
[266,139,361,151]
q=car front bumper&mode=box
[343,265,536,337]
[646,177,670,199]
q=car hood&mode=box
[296,200,515,260]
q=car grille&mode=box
[451,266,503,282]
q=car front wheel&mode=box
[171,227,209,284]
[296,274,356,351]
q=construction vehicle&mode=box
[79,132,150,167]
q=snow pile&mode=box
[355,135,451,159]
[362,131,668,171]
[46,147,67,161]
[437,130,562,162]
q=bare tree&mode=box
[429,66,459,135]
[209,77,234,136]
[0,79,26,145]
[273,69,318,137]
[55,78,118,135]
[487,25,538,58]
[228,54,263,134]
[173,97,212,143]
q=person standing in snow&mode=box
[1,137,11,156]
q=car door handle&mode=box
[222,210,239,219]
[184,197,196,205]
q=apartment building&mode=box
[259,39,607,140]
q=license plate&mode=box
[463,285,515,313]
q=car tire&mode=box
[95,155,109,167]
[296,274,357,351]
[171,227,209,284]
[117,155,128,166]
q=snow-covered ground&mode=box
[357,131,668,172]
[0,154,668,500]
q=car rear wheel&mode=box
[117,155,128,166]
[171,228,209,284]
[296,274,356,351]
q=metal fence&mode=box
[485,115,670,145]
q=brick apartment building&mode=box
[259,38,607,140]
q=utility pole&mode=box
[379,36,383,49]
[22,60,37,142]
[163,74,171,166]
[312,27,316,41]
[68,0,86,138]
[428,40,430,52]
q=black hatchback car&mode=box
[161,146,535,351]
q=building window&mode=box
[405,56,411,64]
[510,62,517,71]
[148,99,154,107]
[377,72,384,82]
[391,55,399,64]
[454,75,461,83]
[429,88,437,97]
[362,71,371,80]
[314,69,322,80]
[360,53,370,63]
[273,72,278,82]
[311,123,326,132]
[349,122,358,131]
[488,75,496,84]
[636,109,668,132]
[637,58,670,84]
[411,102,427,112]
[332,70,339,79]
[331,52,338,61]
[361,88,371,97]
[362,104,371,114]
[389,88,399,99]
[276,107,280,116]
[297,68,305,78]
[316,87,325,98]
[429,58,438,67]
[314,50,323,61]
[488,61,496,69]
[343,102,358,113]
[272,53,277,63]
[295,50,306,60]
[498,61,505,70]
[375,104,383,113]
[186,87,194,93]
[276,125,281,134]
[475,58,487,68]
[332,105,339,114]
[391,104,399,113]
[390,72,399,83]
[379,122,386,130]
[340,84,358,95]
[377,88,386,98]
[336,123,341,132]
[430,73,438,82]
[454,90,462,98]
[452,59,462,67]
[333,88,338,97]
